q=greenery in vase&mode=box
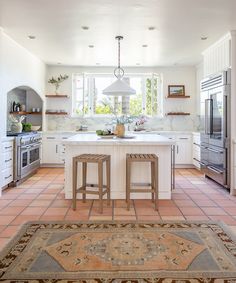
[48,74,69,93]
[113,115,135,125]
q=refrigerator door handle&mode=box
[205,99,213,135]
[223,94,228,141]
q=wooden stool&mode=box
[73,154,111,214]
[126,153,158,211]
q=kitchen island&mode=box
[64,133,175,200]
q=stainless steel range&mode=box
[7,132,42,184]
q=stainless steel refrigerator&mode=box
[199,69,231,188]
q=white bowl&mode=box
[31,126,41,131]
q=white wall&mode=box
[45,65,198,131]
[0,29,46,137]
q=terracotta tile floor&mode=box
[0,167,236,250]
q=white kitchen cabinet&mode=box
[42,139,61,164]
[42,133,76,166]
[203,33,231,77]
[157,133,192,166]
[175,135,192,165]
[1,139,14,193]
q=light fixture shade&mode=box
[103,78,136,96]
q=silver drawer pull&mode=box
[179,137,188,140]
[4,174,12,179]
[46,137,56,139]
[5,158,12,162]
[207,147,223,154]
[193,158,206,166]
[4,146,12,149]
[207,166,223,174]
[193,142,200,146]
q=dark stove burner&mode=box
[7,131,38,137]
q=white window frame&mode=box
[72,72,163,117]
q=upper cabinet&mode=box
[202,33,231,77]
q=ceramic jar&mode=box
[11,122,22,133]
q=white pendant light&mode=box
[103,36,136,96]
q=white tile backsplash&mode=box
[46,115,200,132]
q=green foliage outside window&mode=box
[129,93,143,115]
[74,74,159,116]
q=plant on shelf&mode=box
[48,74,69,94]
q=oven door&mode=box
[206,145,227,186]
[18,146,30,179]
[29,144,40,165]
[18,144,40,179]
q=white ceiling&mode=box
[0,0,236,67]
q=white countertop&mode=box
[43,130,199,135]
[64,133,175,146]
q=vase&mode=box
[115,124,125,137]
[55,83,60,94]
[11,122,22,133]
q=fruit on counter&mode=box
[96,129,114,136]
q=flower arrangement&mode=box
[135,115,148,126]
[48,74,69,94]
[134,115,148,131]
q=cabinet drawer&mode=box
[2,151,13,169]
[45,136,56,140]
[176,135,191,141]
[2,141,14,152]
[2,167,13,187]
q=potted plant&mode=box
[48,74,69,94]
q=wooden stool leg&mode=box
[98,161,103,214]
[106,157,111,206]
[72,158,78,210]
[126,159,131,211]
[151,162,155,203]
[82,162,87,203]
[154,158,159,211]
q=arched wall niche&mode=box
[7,85,43,132]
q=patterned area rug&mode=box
[0,221,236,282]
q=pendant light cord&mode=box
[118,37,120,69]
[114,36,124,79]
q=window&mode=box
[72,73,162,116]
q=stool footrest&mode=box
[130,189,155,193]
[78,187,108,195]
[131,182,151,187]
[82,183,107,188]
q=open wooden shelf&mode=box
[167,95,190,98]
[10,111,42,115]
[45,111,68,115]
[45,94,69,98]
[166,112,190,116]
